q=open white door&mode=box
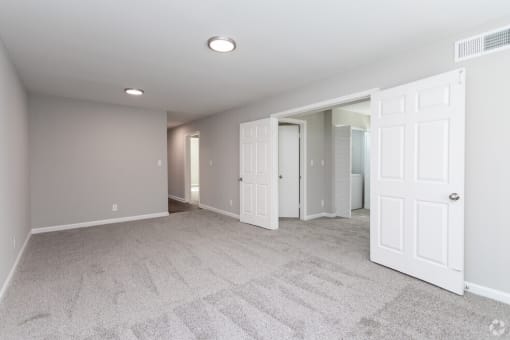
[370,69,465,294]
[279,125,300,218]
[240,118,278,229]
[364,132,371,209]
[334,125,352,218]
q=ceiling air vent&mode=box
[455,25,510,62]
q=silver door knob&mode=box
[279,175,283,179]
[239,177,243,182]
[449,193,460,201]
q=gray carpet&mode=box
[1,209,509,339]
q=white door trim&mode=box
[270,89,379,225]
[270,89,379,119]
[184,131,200,203]
[278,118,307,220]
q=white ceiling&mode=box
[0,1,509,127]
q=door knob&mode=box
[449,193,460,201]
[279,175,283,179]
[239,177,243,182]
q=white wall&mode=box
[0,39,29,296]
[30,95,168,229]
[167,18,510,296]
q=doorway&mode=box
[190,136,200,204]
[259,69,466,294]
[278,123,301,218]
[184,131,200,205]
[279,100,371,220]
[333,99,372,217]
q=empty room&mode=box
[1,1,510,339]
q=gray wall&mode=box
[303,111,326,215]
[301,110,334,215]
[167,18,510,295]
[30,95,168,228]
[351,130,364,175]
[332,108,371,130]
[0,39,29,294]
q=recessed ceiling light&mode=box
[124,88,144,96]
[207,36,236,53]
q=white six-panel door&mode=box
[279,125,300,218]
[240,118,277,229]
[370,69,465,294]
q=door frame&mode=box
[270,88,379,228]
[278,118,307,220]
[336,125,369,212]
[184,131,200,204]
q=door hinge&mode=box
[458,69,465,85]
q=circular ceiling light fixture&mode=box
[124,88,144,96]
[207,36,236,53]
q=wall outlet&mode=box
[112,204,118,212]
[12,236,16,249]
[321,200,325,208]
[229,200,233,207]
[310,160,314,167]
[157,159,162,167]
[321,160,325,167]
[209,160,213,167]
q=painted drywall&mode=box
[351,130,365,175]
[167,115,242,212]
[333,126,351,217]
[30,95,168,228]
[300,111,330,215]
[323,111,334,214]
[332,108,371,129]
[0,39,29,295]
[167,19,510,296]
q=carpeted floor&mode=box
[1,209,509,339]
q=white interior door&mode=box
[364,132,371,209]
[334,125,352,218]
[370,69,465,294]
[279,125,300,218]
[240,118,277,229]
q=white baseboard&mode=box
[465,281,510,305]
[168,194,187,203]
[198,203,240,219]
[0,231,31,303]
[304,213,324,221]
[304,212,336,221]
[31,212,170,234]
